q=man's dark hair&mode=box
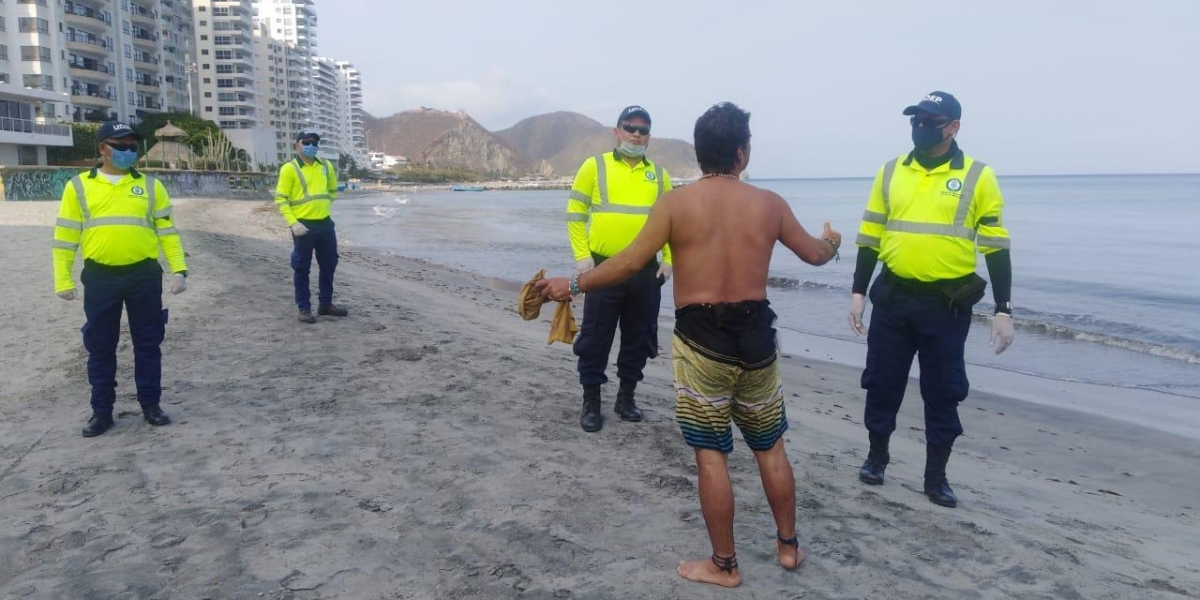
[694,102,751,175]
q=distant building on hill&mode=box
[367,151,406,171]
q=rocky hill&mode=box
[365,108,699,179]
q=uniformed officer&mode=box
[275,130,346,323]
[53,121,189,437]
[566,105,672,432]
[849,91,1015,508]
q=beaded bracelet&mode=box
[569,274,581,297]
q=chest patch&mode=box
[945,178,962,192]
[644,171,657,182]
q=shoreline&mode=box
[1,199,1197,599]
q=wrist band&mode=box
[569,274,581,297]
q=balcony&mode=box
[132,30,158,47]
[0,117,70,138]
[73,107,114,123]
[64,2,109,31]
[68,60,113,82]
[130,4,157,25]
[71,87,115,107]
[134,54,160,66]
[66,33,112,56]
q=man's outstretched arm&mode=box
[778,197,839,265]
[537,195,673,300]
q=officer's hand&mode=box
[290,222,309,237]
[656,263,672,282]
[170,273,187,295]
[575,257,594,274]
[57,289,76,301]
[848,293,867,336]
[990,313,1014,355]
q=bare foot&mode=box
[778,539,806,570]
[677,557,742,588]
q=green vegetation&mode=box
[386,165,499,183]
[46,123,101,164]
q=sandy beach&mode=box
[1,199,1197,600]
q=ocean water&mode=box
[331,174,1200,403]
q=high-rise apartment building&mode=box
[333,60,366,168]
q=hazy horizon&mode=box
[319,0,1199,179]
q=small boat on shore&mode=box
[451,185,486,192]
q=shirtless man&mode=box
[537,102,841,587]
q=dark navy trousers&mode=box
[81,259,166,415]
[861,274,972,449]
[573,256,662,387]
[291,218,338,311]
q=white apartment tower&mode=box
[309,55,338,159]
[192,0,274,165]
[333,60,366,168]
[1,0,72,164]
[252,0,316,163]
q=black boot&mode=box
[580,385,602,432]
[614,379,643,422]
[858,433,889,485]
[924,445,958,508]
[82,413,115,438]
[142,405,171,427]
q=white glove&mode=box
[169,273,187,295]
[575,257,594,274]
[656,263,673,282]
[990,313,1014,355]
[848,293,867,336]
[290,222,309,236]
[57,289,76,301]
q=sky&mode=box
[317,0,1199,178]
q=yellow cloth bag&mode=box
[518,269,578,345]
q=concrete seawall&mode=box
[0,167,274,201]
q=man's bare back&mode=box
[664,177,839,308]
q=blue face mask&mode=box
[301,144,319,158]
[110,148,139,170]
[617,141,647,158]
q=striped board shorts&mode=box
[671,301,787,453]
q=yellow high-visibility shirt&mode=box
[275,157,338,225]
[52,169,187,293]
[855,150,1010,282]
[566,151,672,264]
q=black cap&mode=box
[97,121,143,142]
[295,129,320,142]
[617,105,651,126]
[903,91,962,120]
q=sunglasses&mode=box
[620,123,650,136]
[910,115,953,129]
[301,139,319,146]
[104,142,139,152]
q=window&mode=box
[122,20,130,34]
[202,77,210,84]
[219,107,235,115]
[19,146,39,166]
[200,34,207,40]
[20,46,52,62]
[22,74,53,90]
[205,106,212,112]
[0,47,7,61]
[204,92,212,98]
[129,91,136,105]
[202,63,210,69]
[201,49,209,55]
[0,17,6,32]
[217,78,234,88]
[200,20,207,26]
[19,18,50,33]
[124,44,132,58]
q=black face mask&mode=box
[912,125,950,152]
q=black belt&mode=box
[882,267,973,296]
